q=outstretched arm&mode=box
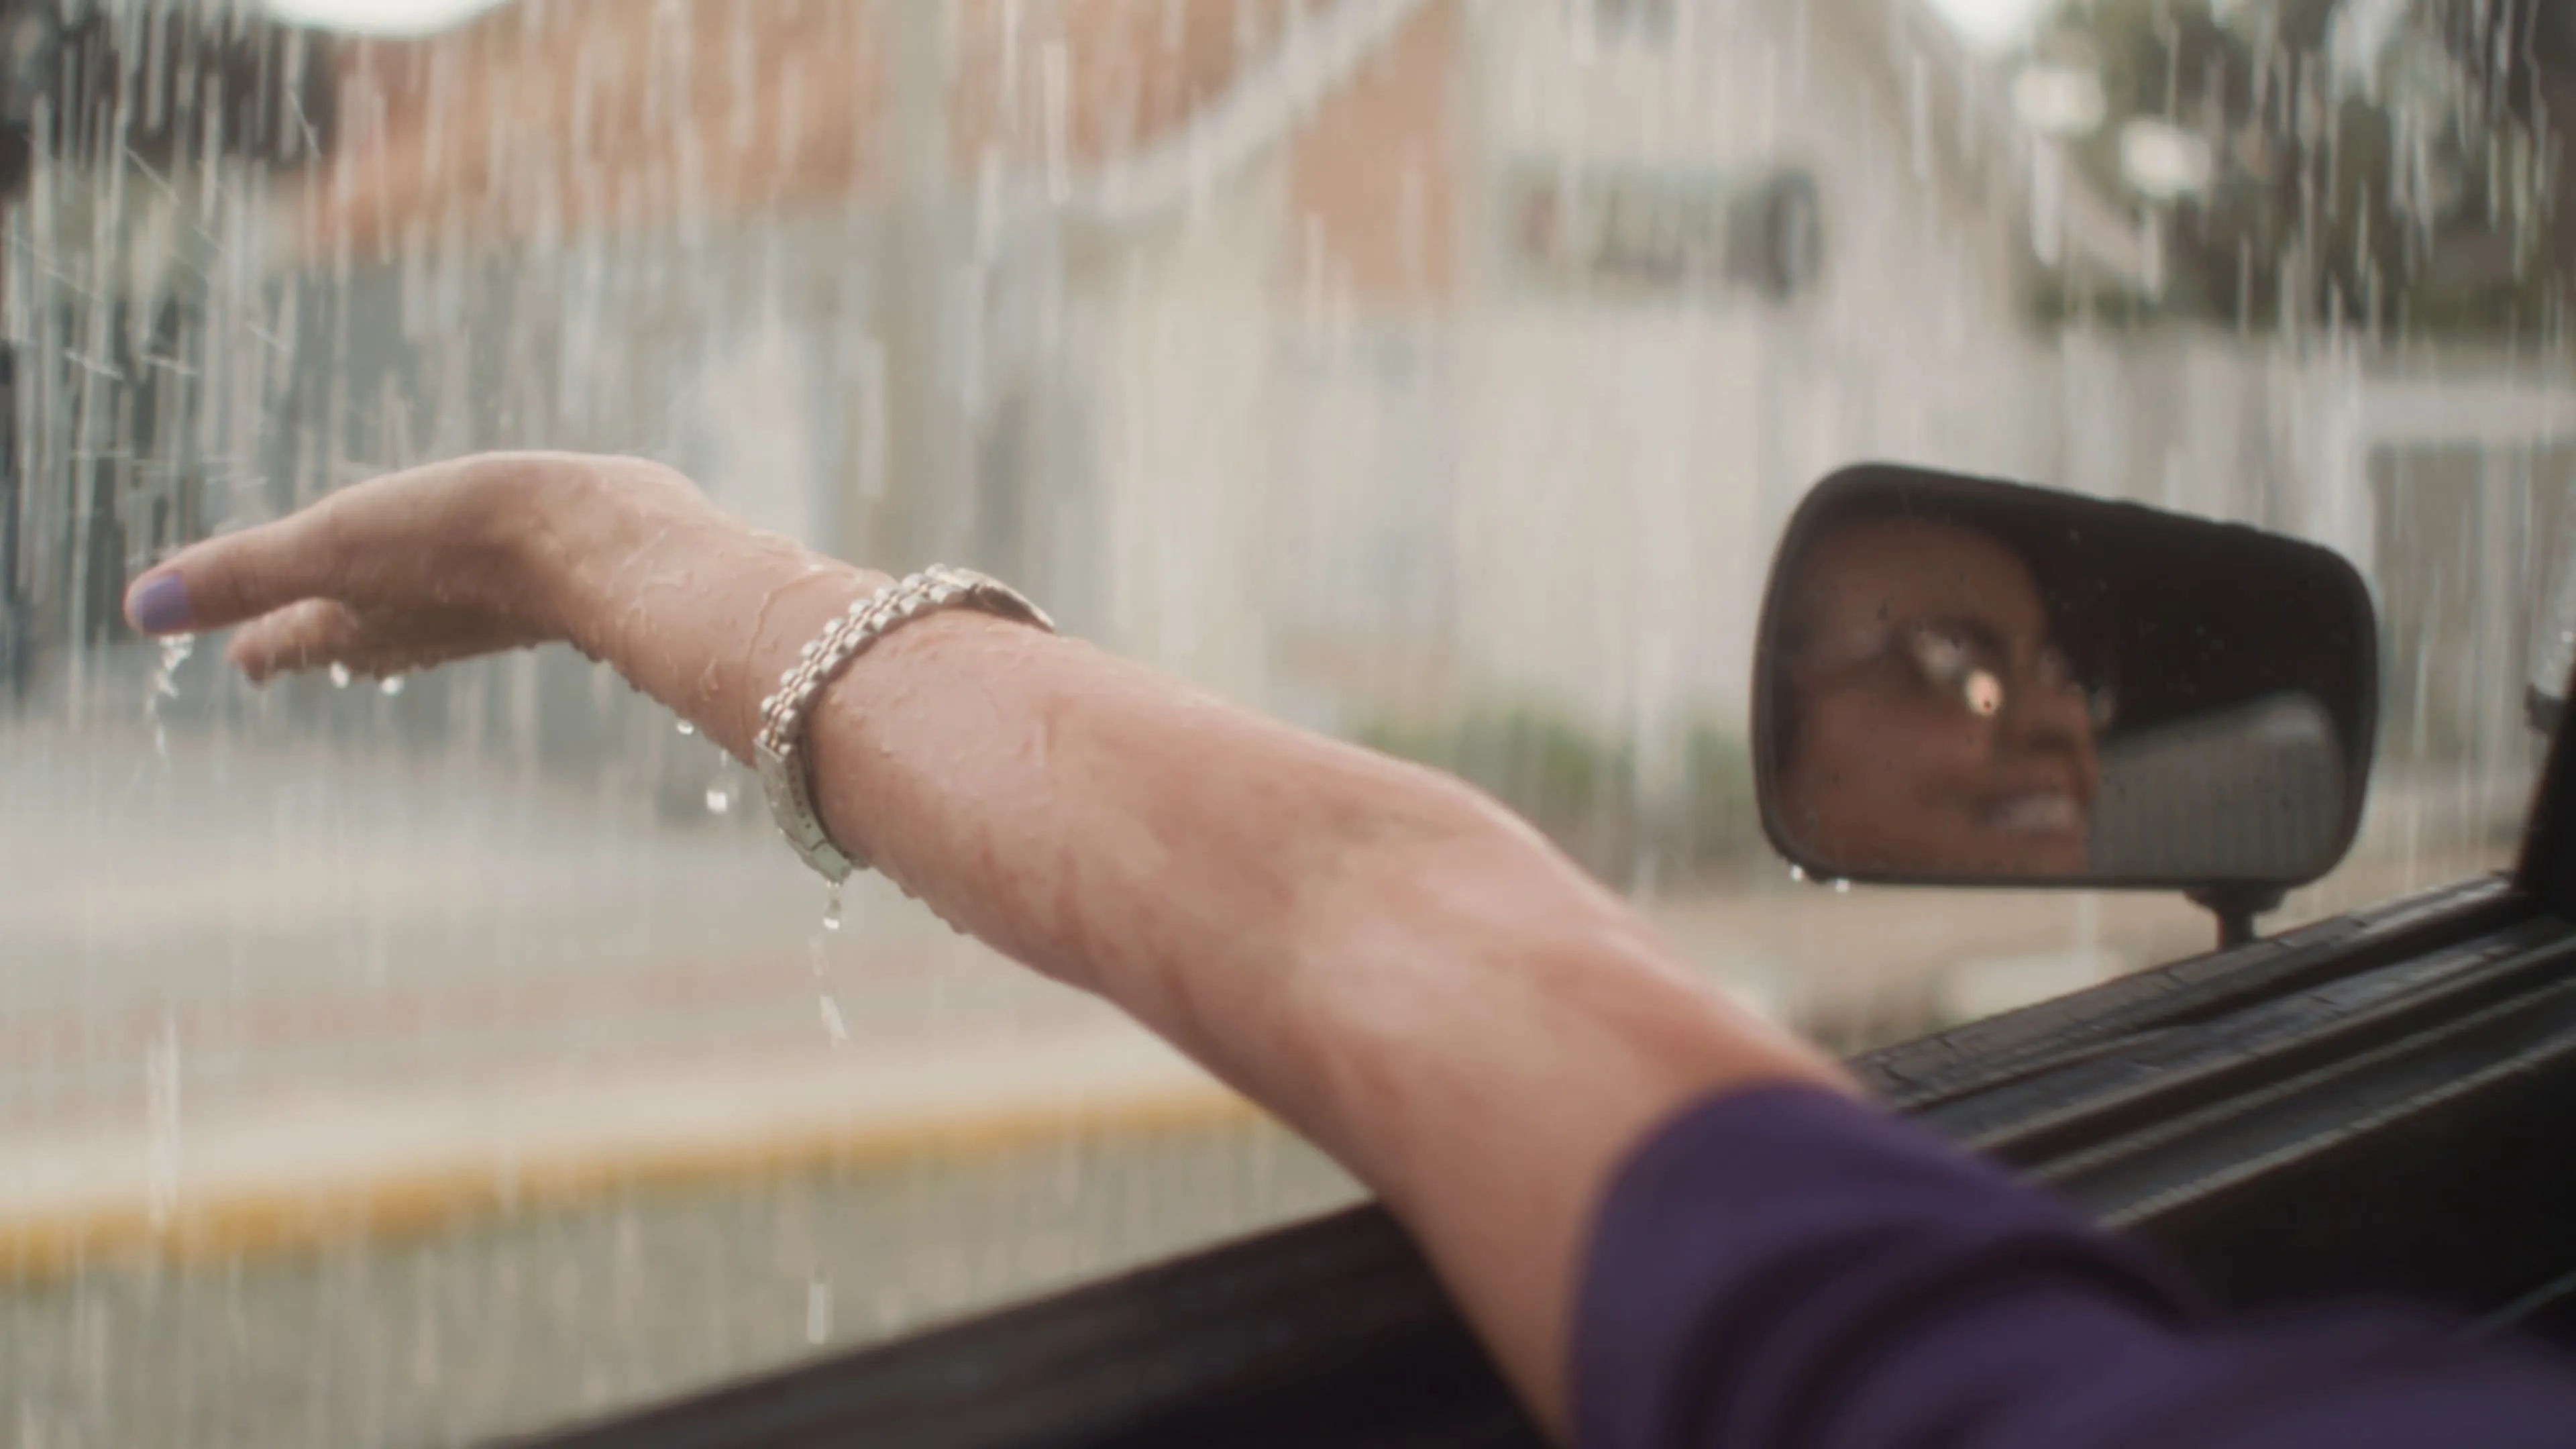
[124,452,1847,1435]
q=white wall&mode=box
[1078,164,1291,709]
[1440,0,2059,735]
[1049,0,2076,750]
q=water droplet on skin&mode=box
[1788,865,1807,882]
[1832,879,1852,894]
[379,675,405,696]
[704,786,730,815]
[676,720,696,736]
[818,994,849,1045]
[329,662,352,689]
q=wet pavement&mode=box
[0,1119,1360,1448]
[0,694,2531,1446]
[0,700,2521,1234]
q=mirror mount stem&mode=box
[2189,884,2287,949]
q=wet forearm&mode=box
[569,521,1475,1039]
[575,525,1847,1433]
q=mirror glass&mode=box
[1756,465,2378,888]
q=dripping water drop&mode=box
[146,633,193,761]
[329,662,352,689]
[153,633,192,698]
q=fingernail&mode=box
[127,573,193,633]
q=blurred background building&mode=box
[3,1,2573,1444]
[9,0,2567,853]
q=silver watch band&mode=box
[753,565,1056,883]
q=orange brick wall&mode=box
[1285,0,1460,309]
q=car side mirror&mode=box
[2530,532,2576,737]
[1752,464,2379,945]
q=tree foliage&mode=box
[2038,0,2565,338]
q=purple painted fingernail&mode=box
[127,573,193,633]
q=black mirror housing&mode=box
[1753,464,2379,892]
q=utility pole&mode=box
[867,0,970,571]
[0,319,17,704]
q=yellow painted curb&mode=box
[0,1079,1264,1286]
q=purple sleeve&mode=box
[1573,1084,2576,1449]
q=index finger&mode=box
[119,457,494,636]
[123,506,344,637]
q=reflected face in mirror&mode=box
[1759,466,2377,890]
[1773,515,2100,877]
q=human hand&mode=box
[122,451,729,683]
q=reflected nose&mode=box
[1998,674,2094,762]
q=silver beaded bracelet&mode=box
[752,565,1057,883]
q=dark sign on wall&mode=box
[1499,163,1823,303]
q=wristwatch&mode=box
[752,565,1056,883]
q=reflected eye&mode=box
[1908,630,1974,683]
[1897,629,2092,723]
[1902,629,2002,716]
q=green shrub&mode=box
[1362,704,1627,834]
[1678,724,1761,861]
[1356,704,1764,881]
